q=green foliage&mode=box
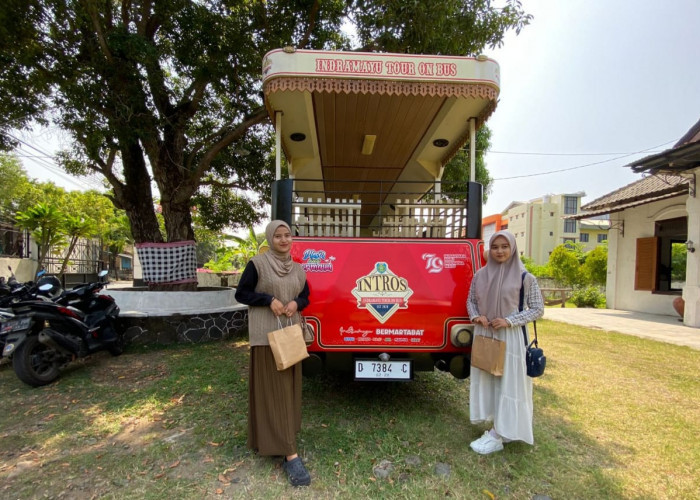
[570,286,606,308]
[0,153,39,215]
[548,244,585,287]
[442,126,494,201]
[9,175,132,274]
[1,0,532,247]
[203,246,238,273]
[582,243,608,286]
[521,255,551,278]
[203,225,263,272]
[671,242,688,281]
[15,202,65,273]
[351,0,532,54]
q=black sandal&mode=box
[282,456,311,487]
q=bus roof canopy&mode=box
[262,48,500,200]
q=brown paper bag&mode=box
[470,333,506,376]
[267,319,310,371]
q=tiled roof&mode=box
[573,174,689,218]
[675,117,700,147]
[628,117,700,174]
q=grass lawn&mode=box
[0,319,698,499]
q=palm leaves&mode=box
[15,203,65,275]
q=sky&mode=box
[480,0,700,216]
[15,0,700,220]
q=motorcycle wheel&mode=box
[12,335,61,387]
[106,327,125,356]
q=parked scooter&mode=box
[2,270,124,387]
[0,267,52,356]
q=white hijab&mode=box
[473,230,528,319]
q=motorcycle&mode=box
[2,270,124,387]
[0,267,51,356]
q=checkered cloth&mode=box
[135,240,198,285]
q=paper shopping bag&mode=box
[267,319,310,371]
[470,333,506,376]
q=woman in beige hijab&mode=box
[467,230,544,454]
[235,220,311,486]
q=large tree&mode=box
[1,0,531,277]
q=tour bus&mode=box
[261,48,500,380]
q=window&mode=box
[635,217,687,292]
[580,233,589,242]
[564,220,576,233]
[549,231,553,236]
[563,238,576,245]
[550,212,554,217]
[597,233,607,243]
[564,196,578,215]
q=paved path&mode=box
[543,308,700,350]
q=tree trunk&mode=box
[58,238,78,277]
[112,140,163,244]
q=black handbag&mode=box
[519,272,546,377]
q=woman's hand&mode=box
[270,298,285,316]
[473,315,490,327]
[489,317,508,329]
[283,300,299,317]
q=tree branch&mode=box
[199,179,246,189]
[83,0,113,63]
[189,106,268,182]
[298,0,320,49]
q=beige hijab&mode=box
[473,230,528,319]
[262,220,294,277]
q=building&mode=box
[578,217,610,252]
[494,192,607,264]
[573,117,700,325]
[481,213,508,246]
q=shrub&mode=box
[570,286,606,308]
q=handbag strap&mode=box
[519,271,538,347]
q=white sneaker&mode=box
[470,434,503,455]
[469,431,491,450]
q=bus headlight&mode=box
[450,324,473,347]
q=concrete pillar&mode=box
[683,174,700,327]
[606,213,621,310]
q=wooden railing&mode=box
[293,198,362,237]
[374,199,466,238]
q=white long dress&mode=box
[467,277,544,444]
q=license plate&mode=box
[354,359,412,381]
[0,316,31,334]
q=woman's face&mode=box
[489,236,512,264]
[272,225,292,253]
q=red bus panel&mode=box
[291,238,483,353]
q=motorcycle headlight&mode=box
[450,323,474,347]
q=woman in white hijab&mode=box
[467,230,544,454]
[235,220,311,486]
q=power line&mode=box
[10,134,103,191]
[491,139,677,181]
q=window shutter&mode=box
[635,237,658,291]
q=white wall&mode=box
[608,197,687,316]
[0,258,38,283]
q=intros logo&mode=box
[351,262,413,324]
